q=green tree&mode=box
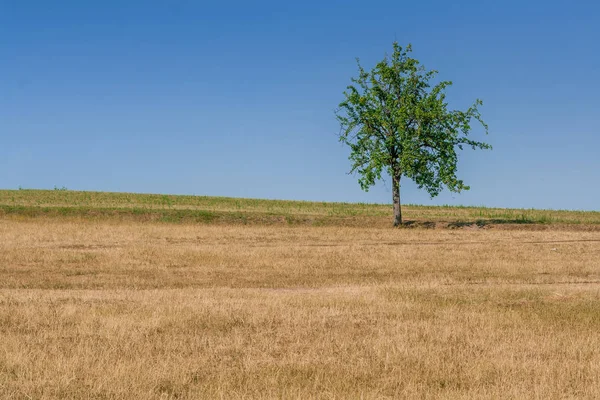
[336,42,491,226]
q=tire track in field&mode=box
[244,238,600,248]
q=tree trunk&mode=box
[392,173,402,226]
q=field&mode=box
[3,189,600,226]
[1,190,600,399]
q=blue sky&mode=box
[1,0,599,210]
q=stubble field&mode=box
[1,190,599,399]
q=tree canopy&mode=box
[335,42,491,226]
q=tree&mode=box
[335,42,491,226]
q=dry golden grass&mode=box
[1,218,600,399]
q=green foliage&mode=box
[336,42,491,205]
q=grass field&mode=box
[1,190,599,398]
[2,189,600,226]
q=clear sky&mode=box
[1,0,599,210]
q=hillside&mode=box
[1,189,599,227]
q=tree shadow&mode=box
[447,219,537,229]
[400,220,437,229]
[399,218,538,229]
